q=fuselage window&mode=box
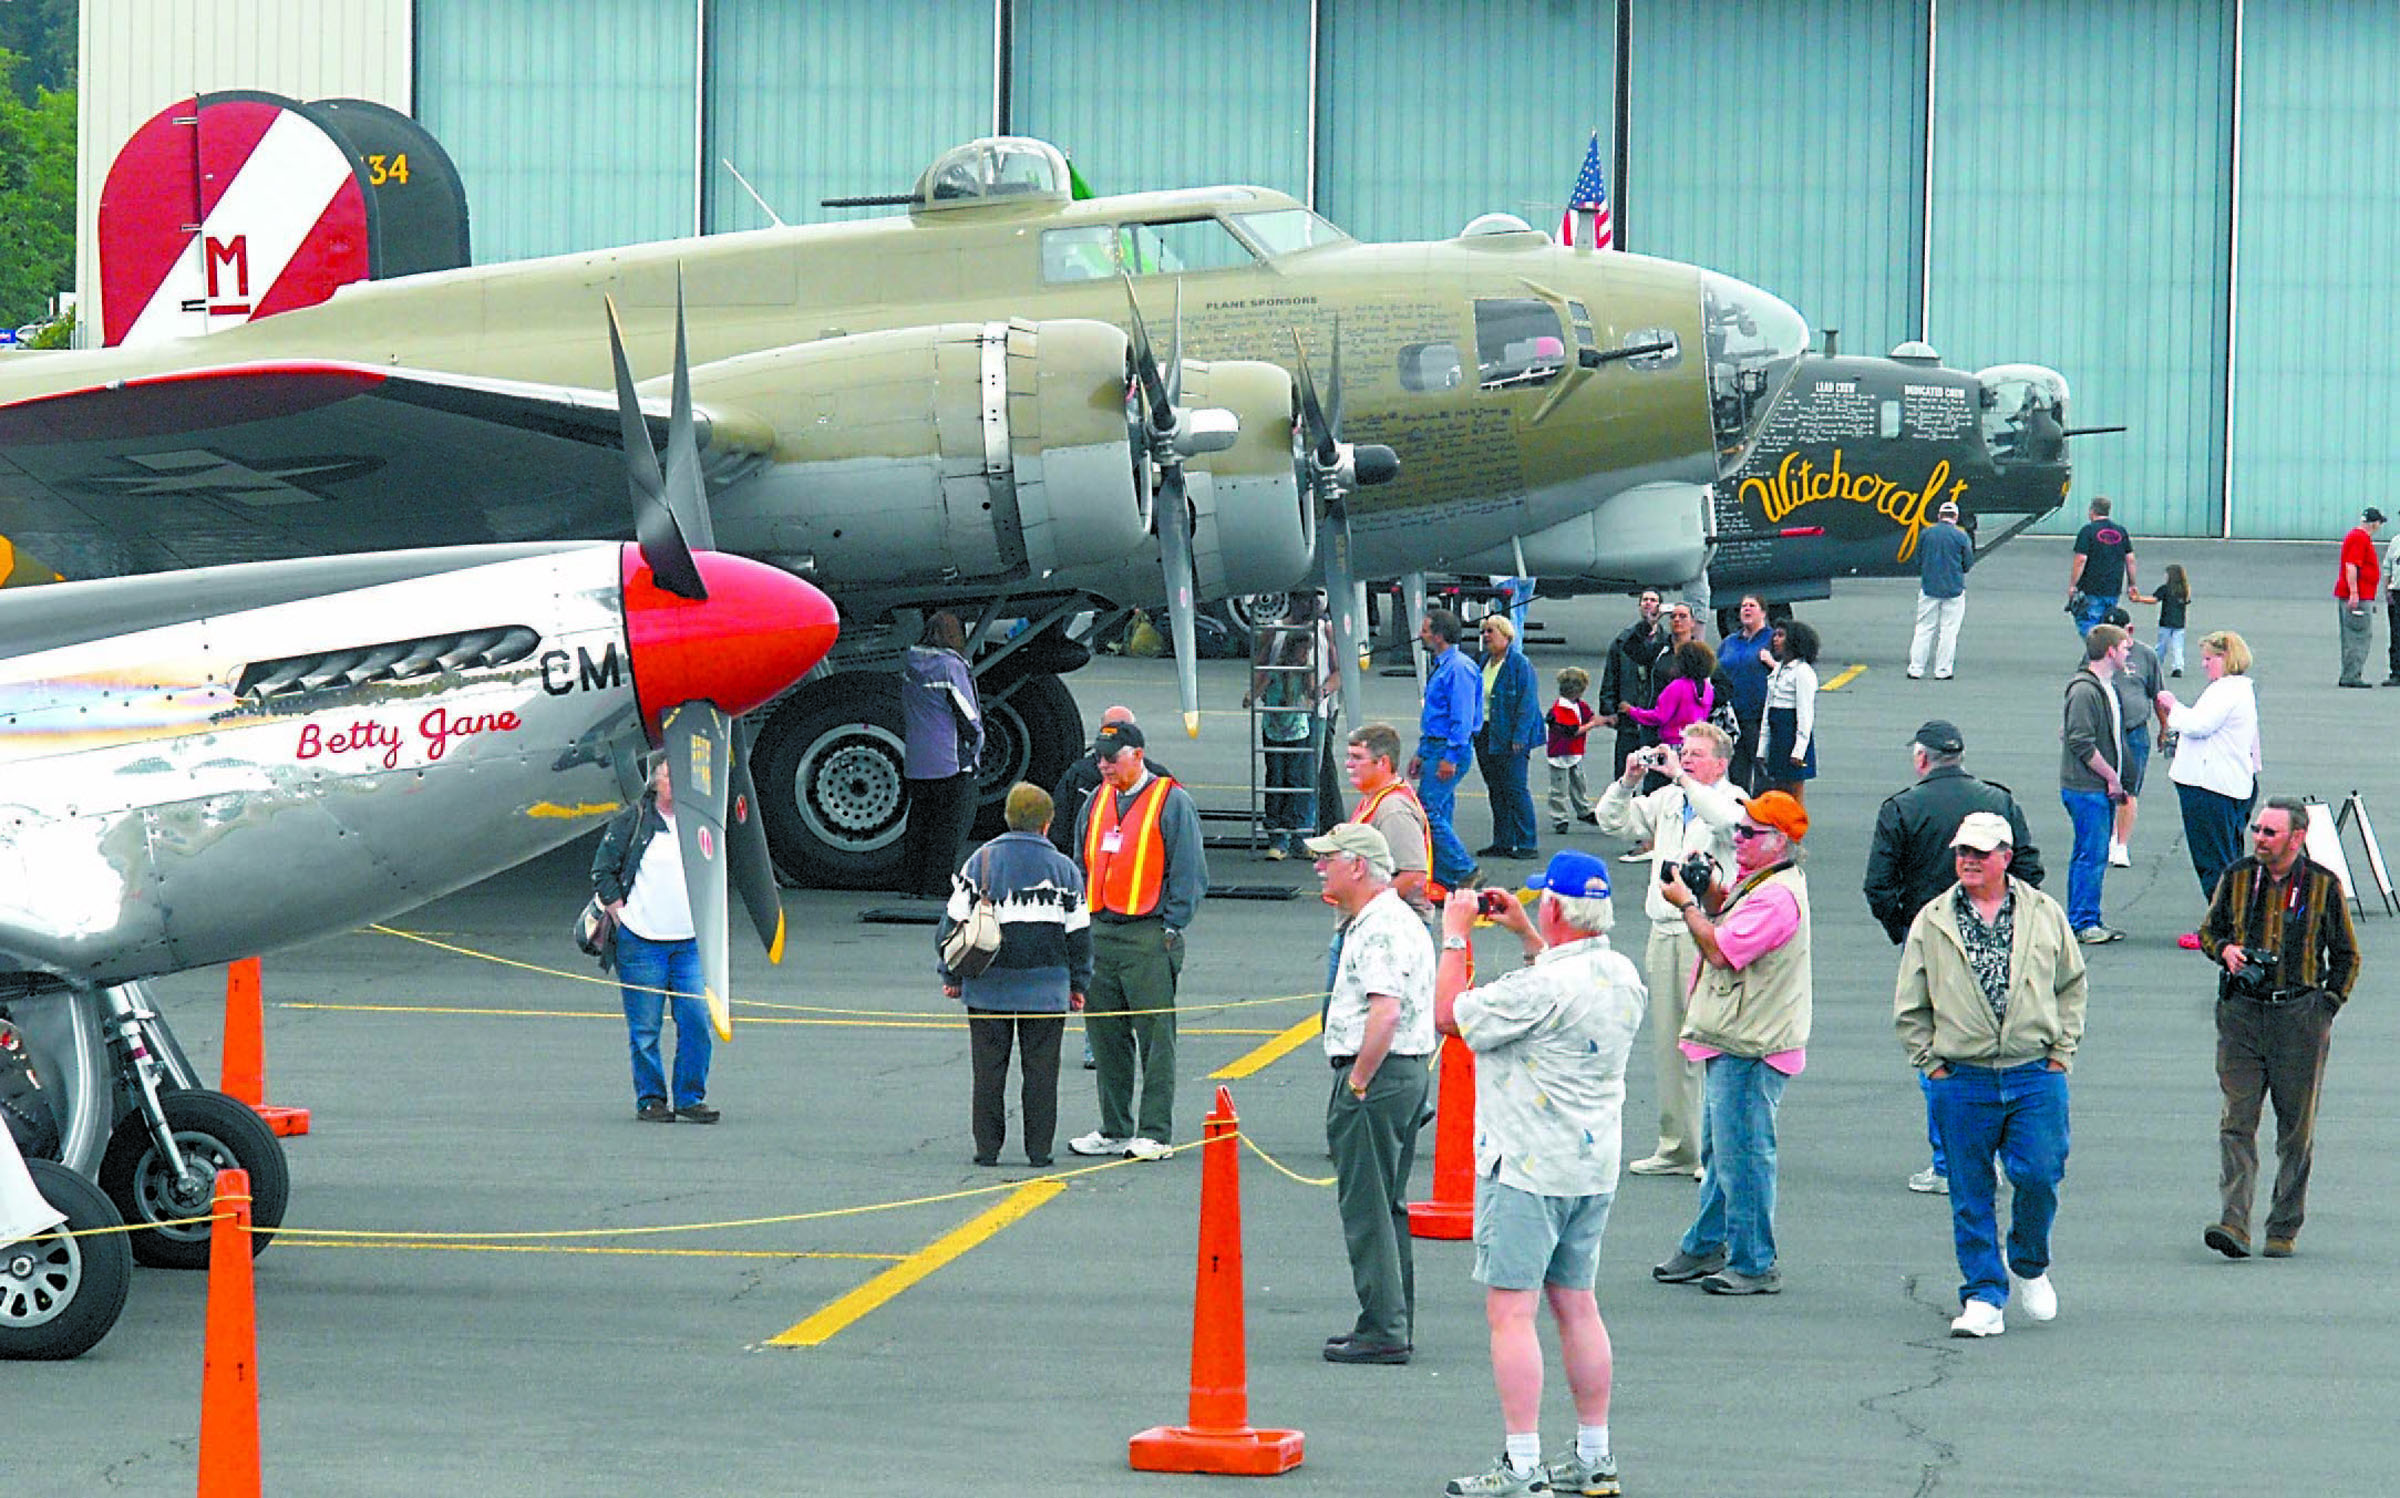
[1881,399,1903,439]
[1041,226,1121,283]
[1117,219,1257,276]
[1474,299,1567,390]
[1398,341,1465,392]
[1229,207,1350,257]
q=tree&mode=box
[0,0,74,102]
[0,48,74,329]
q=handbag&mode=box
[939,847,1004,980]
[574,894,618,971]
[1704,681,1742,744]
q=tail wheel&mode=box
[0,1160,132,1360]
[98,1089,289,1270]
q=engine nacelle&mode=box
[1180,358,1315,601]
[700,319,1152,585]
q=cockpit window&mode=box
[1229,208,1351,257]
[1398,341,1465,392]
[1977,364,2072,468]
[1117,219,1257,276]
[1041,226,1121,283]
[1474,299,1567,390]
[1700,271,1809,469]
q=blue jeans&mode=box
[2072,592,2115,636]
[1920,1071,1946,1175]
[1679,1054,1789,1276]
[1475,742,1538,853]
[1417,738,1477,886]
[1927,1061,2069,1308]
[616,929,711,1107]
[2059,787,2113,929]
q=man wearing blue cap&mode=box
[1433,850,1648,1497]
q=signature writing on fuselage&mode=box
[1740,449,1969,563]
[295,706,520,769]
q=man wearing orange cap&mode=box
[1650,790,1812,1296]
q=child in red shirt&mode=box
[1546,666,1600,832]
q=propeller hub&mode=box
[621,548,839,736]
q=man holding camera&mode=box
[1893,813,2086,1339]
[1433,853,1646,1497]
[2198,798,2359,1260]
[1652,791,1812,1296]
[1590,722,1744,1178]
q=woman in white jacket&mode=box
[2157,630,2262,913]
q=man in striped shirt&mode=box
[2197,797,2360,1260]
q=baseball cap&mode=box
[1303,822,1395,878]
[1525,848,1611,900]
[2366,506,2389,524]
[1912,719,1965,755]
[1938,500,1960,519]
[1952,811,2015,852]
[1744,790,1809,842]
[1093,721,1146,757]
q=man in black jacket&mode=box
[1863,719,2045,1194]
[1596,590,1668,808]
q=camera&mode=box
[2221,949,2281,1001]
[1476,889,1515,919]
[1659,851,1717,894]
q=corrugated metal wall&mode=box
[1009,0,1310,203]
[1629,0,1925,358]
[1930,0,2234,540]
[75,0,413,337]
[1316,0,1611,244]
[415,0,700,262]
[2228,0,2400,539]
[708,0,997,232]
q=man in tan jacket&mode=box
[1895,811,2088,1341]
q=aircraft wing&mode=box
[0,361,775,582]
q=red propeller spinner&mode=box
[620,547,839,738]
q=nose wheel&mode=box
[97,1088,289,1270]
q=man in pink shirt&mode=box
[2335,506,2385,688]
[1649,791,1812,1296]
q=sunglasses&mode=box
[1732,825,1774,840]
[2249,822,2291,835]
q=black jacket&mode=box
[591,795,667,905]
[1864,766,2047,944]
[1598,619,1666,717]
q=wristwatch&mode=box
[1441,935,1470,951]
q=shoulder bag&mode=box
[940,847,1005,980]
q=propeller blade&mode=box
[1166,281,1184,410]
[1289,330,1335,467]
[1322,510,1367,731]
[664,701,736,1041]
[1325,315,1346,439]
[727,733,787,963]
[1155,464,1202,738]
[663,269,716,553]
[607,295,708,601]
[1120,274,1174,434]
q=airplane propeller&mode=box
[1123,277,1239,738]
[607,279,791,1040]
[1290,323,1400,731]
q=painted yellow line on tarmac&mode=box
[275,1239,906,1262]
[1213,1011,1322,1079]
[1820,663,1867,691]
[768,1179,1066,1347]
[276,1002,1280,1035]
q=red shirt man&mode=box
[2335,508,2385,602]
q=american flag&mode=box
[1559,131,1613,249]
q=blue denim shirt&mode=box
[1479,646,1543,757]
[1420,644,1484,765]
[1917,521,1974,599]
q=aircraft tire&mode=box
[0,1160,132,1360]
[969,672,1082,840]
[753,674,912,890]
[98,1089,289,1271]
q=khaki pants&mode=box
[1644,921,1705,1167]
[2216,992,2336,1242]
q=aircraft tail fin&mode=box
[97,91,471,348]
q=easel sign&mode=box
[2301,800,2355,910]
[2335,791,2399,917]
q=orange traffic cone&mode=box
[220,959,310,1137]
[1128,1086,1304,1476]
[1408,1033,1477,1239]
[197,1168,260,1498]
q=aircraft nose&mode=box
[620,547,840,730]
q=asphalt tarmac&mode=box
[10,537,2395,1496]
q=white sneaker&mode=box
[1068,1131,1127,1157]
[1627,1153,1694,1176]
[1950,1299,2005,1338]
[1125,1137,1174,1162]
[2014,1271,2058,1322]
[2107,841,2130,868]
[1907,1167,1949,1195]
